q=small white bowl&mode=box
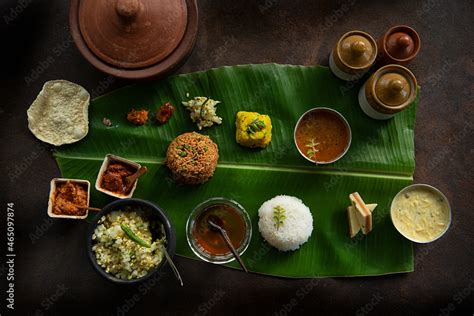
[95,154,141,199]
[48,178,90,219]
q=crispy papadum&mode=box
[27,80,90,146]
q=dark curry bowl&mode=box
[87,198,176,284]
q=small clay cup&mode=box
[378,25,420,65]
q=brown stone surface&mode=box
[0,0,473,315]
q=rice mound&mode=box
[258,195,313,251]
[166,132,219,185]
[27,80,90,146]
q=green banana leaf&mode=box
[54,64,418,277]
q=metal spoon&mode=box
[162,245,184,287]
[207,215,248,273]
[124,166,148,192]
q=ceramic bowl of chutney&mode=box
[186,197,252,264]
[294,107,352,164]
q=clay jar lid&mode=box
[380,25,420,64]
[372,65,417,109]
[337,31,377,69]
[69,0,198,80]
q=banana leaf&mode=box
[54,64,418,277]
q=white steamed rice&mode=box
[92,209,165,280]
[258,195,313,251]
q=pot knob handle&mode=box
[397,35,411,48]
[351,41,367,56]
[116,0,139,19]
[389,79,404,93]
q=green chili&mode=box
[246,117,266,134]
[120,224,151,248]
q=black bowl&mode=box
[87,198,176,284]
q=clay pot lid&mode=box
[374,65,417,107]
[383,25,420,61]
[78,0,188,69]
[337,31,377,69]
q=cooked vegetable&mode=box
[182,96,222,130]
[92,209,165,280]
[121,224,151,248]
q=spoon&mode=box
[124,166,148,191]
[162,245,184,287]
[207,215,248,273]
[76,205,101,212]
[121,223,184,286]
[69,203,101,212]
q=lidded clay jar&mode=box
[69,0,198,80]
[329,31,378,81]
[378,25,420,65]
[358,65,417,120]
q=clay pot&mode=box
[329,30,378,81]
[358,64,417,120]
[378,25,420,65]
[69,0,198,80]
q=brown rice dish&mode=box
[166,132,219,185]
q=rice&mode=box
[92,209,165,280]
[258,195,313,251]
[166,132,219,185]
[182,96,222,130]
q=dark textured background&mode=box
[1,0,473,315]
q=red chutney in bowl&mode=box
[294,108,351,164]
